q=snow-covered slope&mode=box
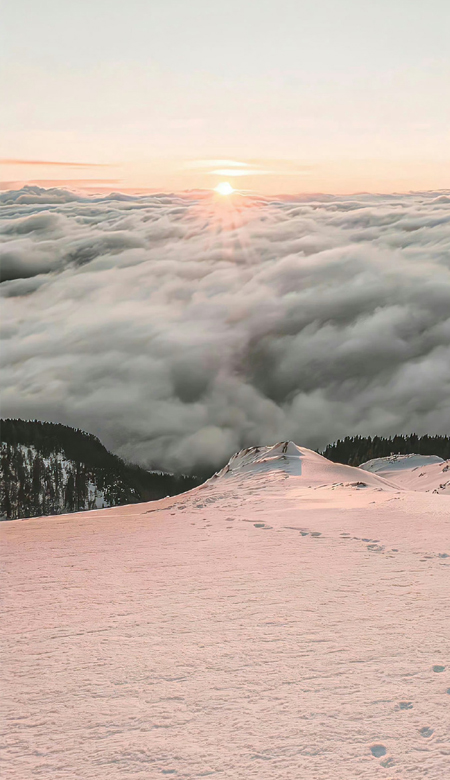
[2,442,449,780]
[360,453,450,494]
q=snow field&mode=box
[1,443,449,779]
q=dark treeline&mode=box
[1,419,201,520]
[2,418,121,467]
[322,434,450,467]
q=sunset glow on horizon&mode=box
[1,1,449,195]
[214,182,234,196]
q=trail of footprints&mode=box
[216,517,448,769]
[153,494,449,565]
[368,665,447,767]
[247,522,323,535]
[190,508,450,584]
[225,519,448,563]
[340,532,449,563]
[163,491,446,551]
[196,515,449,566]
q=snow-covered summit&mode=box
[211,440,398,490]
[213,441,307,477]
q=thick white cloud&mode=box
[1,186,449,472]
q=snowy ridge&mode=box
[360,453,450,494]
[360,453,444,472]
[212,440,399,491]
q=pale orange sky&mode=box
[1,157,448,196]
[1,0,449,194]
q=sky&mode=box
[1,0,449,194]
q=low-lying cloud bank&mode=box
[1,185,449,472]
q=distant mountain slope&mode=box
[322,434,450,466]
[360,453,450,494]
[0,419,201,520]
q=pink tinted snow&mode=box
[2,443,449,779]
[360,453,450,495]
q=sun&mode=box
[214,182,234,196]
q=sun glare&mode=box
[215,182,234,196]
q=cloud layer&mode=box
[1,185,450,473]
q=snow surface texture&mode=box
[2,442,450,779]
[1,187,450,473]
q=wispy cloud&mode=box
[0,180,122,192]
[209,169,273,177]
[186,158,315,179]
[209,168,313,177]
[18,179,120,186]
[0,159,115,167]
[186,159,250,169]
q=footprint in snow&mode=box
[370,744,386,758]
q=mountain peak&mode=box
[211,440,398,491]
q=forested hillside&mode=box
[322,434,450,467]
[0,419,201,520]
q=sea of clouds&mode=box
[1,185,449,472]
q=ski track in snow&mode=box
[1,444,450,779]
